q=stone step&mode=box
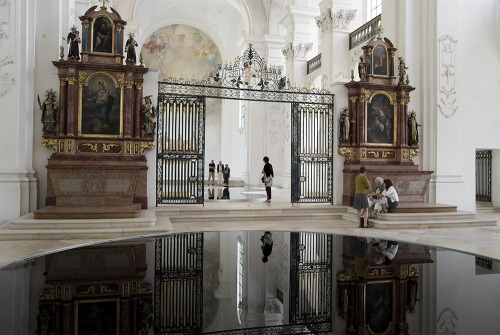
[157,205,347,217]
[371,217,497,229]
[169,212,345,223]
[373,211,477,221]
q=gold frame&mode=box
[364,91,397,146]
[78,72,124,137]
[363,280,396,335]
[371,44,389,77]
[75,298,120,334]
[91,15,115,54]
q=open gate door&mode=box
[157,96,206,204]
[291,102,333,203]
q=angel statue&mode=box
[398,57,409,84]
[142,95,156,137]
[38,89,58,134]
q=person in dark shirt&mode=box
[261,231,273,263]
[262,156,274,203]
[208,160,215,185]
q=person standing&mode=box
[217,160,224,186]
[354,166,370,228]
[262,156,274,203]
[208,160,215,186]
[223,164,231,185]
[260,231,273,263]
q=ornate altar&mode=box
[35,244,153,335]
[339,34,432,205]
[39,4,154,216]
[337,237,432,335]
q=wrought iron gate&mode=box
[476,150,492,202]
[291,103,333,203]
[154,233,204,334]
[289,232,332,332]
[157,96,205,204]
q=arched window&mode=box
[368,0,382,19]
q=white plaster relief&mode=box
[349,46,363,81]
[0,0,9,40]
[0,1,14,99]
[282,42,312,61]
[262,298,282,314]
[334,72,349,83]
[316,8,356,35]
[89,0,117,8]
[438,35,458,119]
[267,103,280,146]
[437,307,458,335]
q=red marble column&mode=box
[58,79,67,135]
[120,299,130,334]
[349,96,358,145]
[124,81,134,137]
[357,97,364,144]
[66,77,77,136]
[134,83,143,138]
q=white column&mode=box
[0,261,34,335]
[0,0,38,222]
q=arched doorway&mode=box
[156,45,334,205]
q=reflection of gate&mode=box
[154,233,204,334]
[157,96,205,204]
[290,232,332,331]
[291,103,333,203]
[475,150,492,202]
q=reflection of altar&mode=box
[337,236,433,335]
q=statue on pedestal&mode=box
[407,110,420,145]
[398,57,408,84]
[358,56,366,81]
[339,108,352,143]
[125,32,138,64]
[65,26,81,60]
[38,89,58,134]
[142,95,156,137]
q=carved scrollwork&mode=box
[338,268,355,282]
[42,139,58,153]
[102,143,119,152]
[338,147,355,160]
[81,143,99,152]
[410,149,419,160]
[138,280,153,294]
[38,285,55,300]
[140,141,155,155]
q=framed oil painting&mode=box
[366,93,395,145]
[364,281,394,334]
[93,16,113,53]
[80,73,122,137]
[372,45,388,76]
[76,299,119,335]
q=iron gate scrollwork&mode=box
[475,150,491,202]
[154,233,204,334]
[157,96,205,204]
[290,232,333,329]
[291,103,333,203]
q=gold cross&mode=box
[376,25,384,38]
[100,0,109,8]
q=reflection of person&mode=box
[208,188,214,200]
[217,161,224,186]
[368,177,385,219]
[377,179,399,213]
[208,160,215,186]
[354,167,370,228]
[66,26,81,60]
[260,231,273,263]
[372,240,399,265]
[222,186,230,199]
[358,56,366,81]
[262,156,274,203]
[85,80,114,133]
[354,237,370,283]
[408,111,420,145]
[38,90,58,134]
[223,164,230,185]
[94,22,112,53]
[142,95,156,137]
[125,33,138,63]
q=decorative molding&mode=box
[334,72,349,83]
[263,298,282,314]
[282,42,312,61]
[0,56,15,98]
[89,0,117,8]
[438,35,458,118]
[437,307,458,335]
[316,8,356,34]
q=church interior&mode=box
[0,0,500,334]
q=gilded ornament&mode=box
[102,143,119,152]
[401,265,409,278]
[80,285,96,294]
[349,96,358,102]
[138,280,153,294]
[338,147,354,160]
[125,80,134,89]
[67,77,76,85]
[81,143,99,152]
[79,71,88,82]
[59,78,67,86]
[367,150,380,158]
[410,149,419,160]
[338,268,355,281]
[42,139,58,153]
[100,284,117,293]
[409,265,419,277]
[38,285,55,300]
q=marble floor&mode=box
[1,186,499,269]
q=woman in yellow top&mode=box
[354,166,370,228]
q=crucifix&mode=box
[376,25,384,39]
